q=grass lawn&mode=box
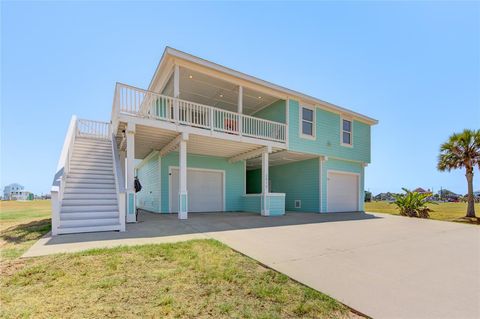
[365,201,480,224]
[0,200,359,318]
[0,200,51,259]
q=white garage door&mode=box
[170,168,224,212]
[327,171,359,212]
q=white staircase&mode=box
[58,137,122,234]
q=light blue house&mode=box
[51,47,377,235]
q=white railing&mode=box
[113,83,286,143]
[51,115,78,236]
[76,119,111,140]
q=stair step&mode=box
[75,143,111,149]
[62,199,117,206]
[70,163,113,170]
[70,168,113,175]
[61,204,118,212]
[68,173,115,180]
[73,153,112,160]
[76,138,111,144]
[72,156,113,164]
[59,218,120,228]
[60,211,119,220]
[57,224,121,234]
[63,193,117,200]
[65,182,116,189]
[66,178,114,184]
[64,188,116,194]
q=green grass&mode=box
[1,240,356,318]
[0,200,52,259]
[365,201,480,224]
[0,200,358,318]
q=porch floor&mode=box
[23,210,373,257]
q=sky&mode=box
[1,1,479,196]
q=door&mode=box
[327,171,359,212]
[170,168,224,212]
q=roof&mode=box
[148,47,379,125]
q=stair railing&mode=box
[111,133,126,231]
[51,115,78,236]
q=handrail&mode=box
[113,82,287,143]
[51,115,78,235]
[77,118,111,140]
[111,133,126,231]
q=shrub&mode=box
[392,188,435,218]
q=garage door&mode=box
[327,171,359,212]
[170,168,224,212]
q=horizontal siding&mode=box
[136,153,161,213]
[268,158,320,212]
[161,152,245,213]
[288,99,371,163]
[321,158,365,212]
[243,195,261,213]
[251,100,286,123]
[268,195,285,216]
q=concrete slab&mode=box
[24,211,480,318]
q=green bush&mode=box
[392,188,435,218]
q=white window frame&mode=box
[340,117,353,147]
[299,105,316,140]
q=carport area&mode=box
[25,211,480,319]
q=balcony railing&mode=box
[76,119,111,140]
[113,83,286,143]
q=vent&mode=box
[294,200,301,208]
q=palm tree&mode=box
[437,129,480,218]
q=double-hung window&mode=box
[301,106,315,138]
[341,118,352,146]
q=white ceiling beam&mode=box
[158,132,189,157]
[229,146,271,163]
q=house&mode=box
[373,192,396,201]
[50,47,378,235]
[3,183,32,200]
[413,187,431,194]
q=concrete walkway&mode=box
[24,212,480,319]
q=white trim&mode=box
[243,160,247,195]
[168,166,226,213]
[149,47,378,125]
[340,117,353,148]
[136,150,159,170]
[319,157,323,213]
[326,170,361,213]
[299,105,316,140]
[285,98,290,148]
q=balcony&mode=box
[112,83,287,144]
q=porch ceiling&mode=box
[162,67,281,115]
[117,123,283,160]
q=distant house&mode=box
[3,183,33,201]
[413,187,432,194]
[374,192,396,201]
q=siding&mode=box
[136,153,161,213]
[243,195,261,212]
[161,152,245,212]
[247,158,320,212]
[251,100,286,123]
[288,99,371,163]
[321,158,365,212]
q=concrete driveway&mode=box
[25,212,480,318]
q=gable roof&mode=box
[148,47,378,126]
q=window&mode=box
[342,118,352,146]
[301,106,315,138]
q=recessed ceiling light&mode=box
[189,75,193,79]
[219,94,224,98]
[258,96,262,99]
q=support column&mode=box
[126,122,136,223]
[173,64,180,123]
[238,86,243,135]
[178,132,189,219]
[261,147,271,216]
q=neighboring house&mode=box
[3,183,32,200]
[374,192,396,201]
[51,47,378,235]
[413,187,431,194]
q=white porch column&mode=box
[120,150,126,188]
[178,132,189,219]
[238,86,243,135]
[126,122,136,222]
[261,147,271,216]
[173,64,180,123]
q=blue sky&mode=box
[1,1,479,196]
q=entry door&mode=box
[327,172,359,212]
[170,168,224,212]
